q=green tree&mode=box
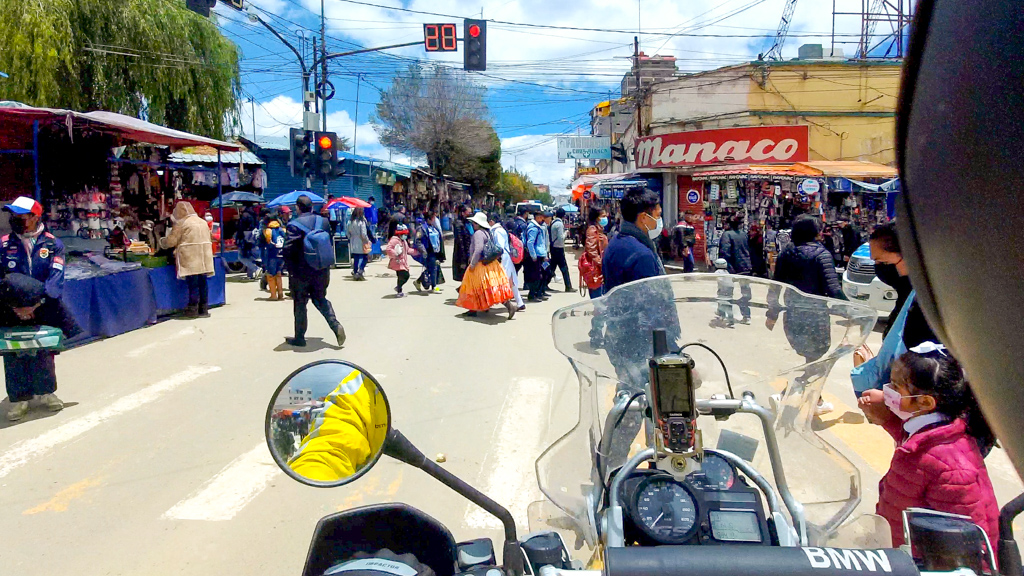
[445,127,501,194]
[494,169,540,205]
[372,64,495,177]
[0,0,241,138]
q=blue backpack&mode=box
[292,216,334,270]
[426,225,441,253]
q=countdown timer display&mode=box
[424,23,458,52]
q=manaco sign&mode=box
[634,125,809,169]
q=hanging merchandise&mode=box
[251,167,268,190]
[709,182,720,200]
[727,180,738,200]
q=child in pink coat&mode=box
[384,220,417,298]
[859,342,999,551]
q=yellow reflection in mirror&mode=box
[270,364,388,484]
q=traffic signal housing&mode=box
[314,131,343,179]
[463,19,486,71]
[290,128,314,178]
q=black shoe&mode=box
[183,305,199,318]
[197,310,211,318]
[285,337,307,347]
[518,305,527,311]
[565,286,574,292]
[333,324,347,347]
[527,297,543,303]
[463,311,478,317]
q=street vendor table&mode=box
[63,257,227,343]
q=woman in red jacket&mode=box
[859,342,999,550]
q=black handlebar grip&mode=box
[605,546,919,576]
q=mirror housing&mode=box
[264,360,391,487]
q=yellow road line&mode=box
[23,476,104,515]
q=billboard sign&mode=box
[634,125,809,169]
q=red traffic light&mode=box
[318,135,333,149]
[468,24,481,38]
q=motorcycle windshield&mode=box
[539,274,878,546]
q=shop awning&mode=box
[0,105,242,150]
[691,164,823,181]
[168,147,263,165]
[571,172,630,199]
[592,179,649,199]
[794,161,897,179]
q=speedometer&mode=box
[700,453,735,490]
[633,477,698,544]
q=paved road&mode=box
[0,251,1019,574]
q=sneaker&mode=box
[433,287,443,293]
[413,279,423,292]
[396,292,406,298]
[37,393,63,412]
[7,401,29,421]
[285,337,307,347]
[517,305,527,311]
[334,324,347,347]
[815,401,834,416]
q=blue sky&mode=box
[214,0,888,191]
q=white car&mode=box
[842,242,898,313]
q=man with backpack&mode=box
[284,195,346,348]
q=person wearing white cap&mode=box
[1,197,82,420]
[454,212,516,319]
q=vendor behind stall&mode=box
[0,197,83,421]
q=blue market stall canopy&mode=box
[592,179,649,199]
[560,203,579,213]
[267,191,325,207]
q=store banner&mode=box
[557,136,611,161]
[634,125,809,169]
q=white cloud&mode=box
[501,134,574,191]
[236,94,418,164]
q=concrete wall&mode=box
[647,66,753,133]
[747,61,901,165]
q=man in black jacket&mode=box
[718,215,752,274]
[284,195,345,348]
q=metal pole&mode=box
[250,98,256,139]
[32,120,40,201]
[252,15,309,111]
[312,37,320,115]
[321,0,328,132]
[353,74,361,155]
[217,149,224,254]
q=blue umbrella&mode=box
[561,203,580,213]
[210,192,266,207]
[267,191,325,208]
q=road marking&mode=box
[465,378,552,530]
[0,366,220,480]
[22,476,103,515]
[162,443,280,521]
[125,327,196,358]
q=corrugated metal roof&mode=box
[167,150,264,165]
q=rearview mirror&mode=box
[264,360,391,487]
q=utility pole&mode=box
[634,36,642,139]
[312,37,319,114]
[353,74,362,155]
[320,0,328,133]
[249,98,256,139]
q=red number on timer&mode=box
[441,24,457,51]
[424,24,440,51]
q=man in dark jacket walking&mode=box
[284,195,345,348]
[772,215,846,300]
[452,204,472,284]
[718,215,752,275]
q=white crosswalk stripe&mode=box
[0,365,221,480]
[162,442,280,521]
[465,378,553,530]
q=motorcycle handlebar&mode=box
[604,546,919,576]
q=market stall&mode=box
[0,104,238,342]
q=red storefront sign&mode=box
[634,125,809,169]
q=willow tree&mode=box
[0,0,241,138]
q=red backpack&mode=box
[508,233,524,264]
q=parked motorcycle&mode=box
[264,274,1022,576]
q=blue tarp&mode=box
[64,258,227,344]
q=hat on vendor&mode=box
[3,197,43,217]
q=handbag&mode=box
[578,252,603,290]
[480,231,503,265]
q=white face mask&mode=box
[645,213,664,240]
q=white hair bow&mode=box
[910,341,948,357]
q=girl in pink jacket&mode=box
[859,342,999,550]
[384,220,417,298]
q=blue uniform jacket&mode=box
[0,230,66,300]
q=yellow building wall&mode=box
[745,62,902,165]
